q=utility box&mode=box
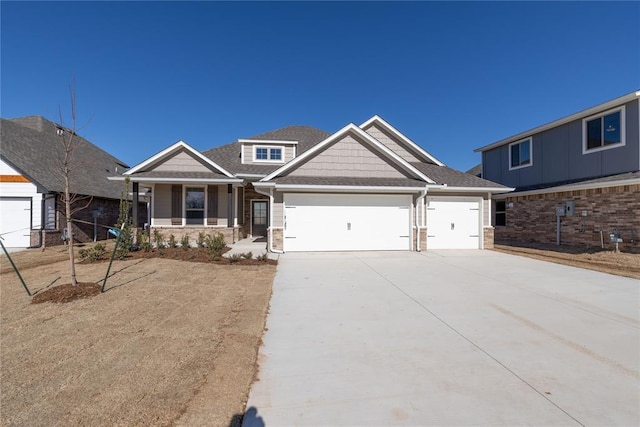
[565,200,575,216]
[556,206,566,217]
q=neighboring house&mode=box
[475,90,640,252]
[0,116,142,248]
[466,164,482,178]
[119,115,509,252]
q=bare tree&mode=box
[57,81,92,286]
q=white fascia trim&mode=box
[238,139,299,145]
[111,177,243,184]
[256,183,426,193]
[124,140,235,178]
[475,90,640,153]
[235,173,267,179]
[360,115,446,166]
[426,184,515,193]
[492,178,640,199]
[261,123,436,183]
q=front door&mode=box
[251,200,268,238]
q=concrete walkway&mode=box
[224,238,278,260]
[244,250,639,426]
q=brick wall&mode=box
[495,184,640,252]
[271,228,283,252]
[243,183,268,238]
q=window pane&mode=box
[520,140,530,165]
[586,118,602,149]
[603,112,621,145]
[270,148,282,160]
[185,188,204,209]
[256,148,268,159]
[495,213,506,227]
[186,210,204,225]
[510,144,520,167]
[496,201,506,211]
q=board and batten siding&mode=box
[0,158,41,230]
[363,123,423,162]
[152,150,211,172]
[483,99,640,188]
[242,144,295,164]
[288,135,406,178]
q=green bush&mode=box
[228,253,243,263]
[153,230,165,249]
[243,251,253,259]
[138,231,152,252]
[168,234,178,248]
[204,233,226,253]
[180,234,190,250]
[256,253,269,262]
[196,231,207,249]
[79,243,107,262]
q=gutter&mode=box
[426,184,514,193]
[252,183,283,254]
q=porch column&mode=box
[132,182,139,227]
[227,184,233,228]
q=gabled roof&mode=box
[410,163,509,190]
[202,125,330,176]
[125,140,235,178]
[261,123,436,183]
[360,115,445,166]
[1,116,129,199]
[475,90,640,153]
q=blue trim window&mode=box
[509,138,532,170]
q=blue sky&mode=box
[2,1,639,172]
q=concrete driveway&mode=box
[244,250,639,426]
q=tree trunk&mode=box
[64,170,78,286]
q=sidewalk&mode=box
[224,238,279,260]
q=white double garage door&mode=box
[283,194,480,252]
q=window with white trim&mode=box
[583,107,625,153]
[509,138,532,170]
[254,146,283,162]
[185,187,205,225]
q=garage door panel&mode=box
[0,198,32,247]
[427,199,480,249]
[284,194,410,252]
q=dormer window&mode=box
[254,146,284,163]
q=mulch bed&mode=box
[32,282,101,304]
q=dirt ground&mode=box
[0,248,276,427]
[494,243,640,280]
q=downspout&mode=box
[253,185,284,254]
[415,188,428,252]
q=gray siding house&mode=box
[475,90,640,251]
[119,115,510,252]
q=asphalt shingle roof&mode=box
[511,170,640,193]
[1,116,128,199]
[410,163,509,188]
[202,125,330,176]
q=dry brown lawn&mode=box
[1,248,276,427]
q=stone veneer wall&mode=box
[270,228,284,252]
[150,226,240,247]
[495,184,640,253]
[413,227,427,251]
[483,227,495,249]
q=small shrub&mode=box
[243,251,253,259]
[228,253,243,263]
[256,253,269,262]
[196,231,207,249]
[181,234,190,250]
[204,233,226,253]
[138,231,152,252]
[79,243,107,262]
[153,230,165,249]
[168,234,178,248]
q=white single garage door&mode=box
[283,193,411,252]
[427,198,480,249]
[0,197,32,247]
